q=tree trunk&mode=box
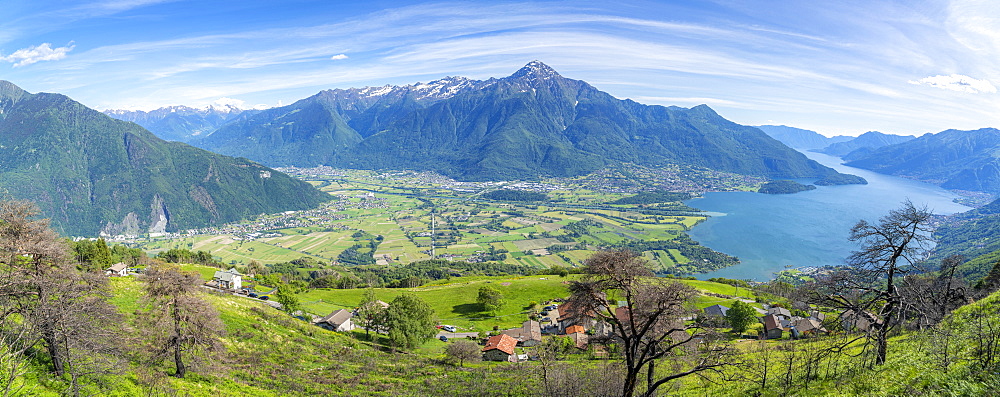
[44,337,64,377]
[39,322,64,378]
[172,300,186,378]
[622,367,639,397]
[173,342,186,378]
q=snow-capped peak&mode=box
[509,60,561,80]
[207,97,271,112]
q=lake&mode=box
[686,151,972,281]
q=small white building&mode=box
[212,268,242,290]
[317,309,355,332]
[105,262,128,277]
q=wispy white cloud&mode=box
[64,0,177,18]
[1,42,75,67]
[909,74,997,93]
[330,53,348,60]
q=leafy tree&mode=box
[445,340,481,367]
[568,249,730,397]
[974,257,1000,296]
[356,288,384,338]
[725,301,757,334]
[477,285,505,314]
[72,238,113,271]
[383,293,436,350]
[110,244,146,266]
[142,263,226,378]
[273,284,301,314]
[246,260,267,277]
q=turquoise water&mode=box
[687,151,972,281]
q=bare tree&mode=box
[568,249,729,397]
[814,200,932,365]
[142,263,226,378]
[444,340,480,367]
[0,199,125,396]
[899,255,968,329]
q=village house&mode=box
[841,310,880,333]
[565,324,589,349]
[703,304,730,317]
[501,320,542,347]
[793,318,826,337]
[105,262,128,277]
[212,268,243,290]
[767,307,792,318]
[762,314,783,339]
[317,309,355,332]
[557,301,608,335]
[482,334,518,362]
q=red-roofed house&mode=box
[557,301,601,333]
[763,314,783,339]
[482,334,518,362]
[565,324,589,349]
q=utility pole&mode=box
[431,208,436,258]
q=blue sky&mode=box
[0,0,997,136]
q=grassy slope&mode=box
[102,277,451,396]
[77,269,1000,396]
[54,265,775,396]
[299,275,580,331]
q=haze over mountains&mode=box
[820,131,915,158]
[0,81,330,236]
[171,61,845,182]
[845,128,1000,193]
[757,125,914,155]
[104,103,264,143]
[756,125,853,150]
[758,124,1000,194]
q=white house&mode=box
[317,309,355,332]
[212,268,242,290]
[105,262,128,277]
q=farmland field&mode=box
[129,168,737,276]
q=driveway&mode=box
[436,331,480,339]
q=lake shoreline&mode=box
[686,150,971,281]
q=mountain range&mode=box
[194,61,850,182]
[0,81,330,236]
[844,128,1000,193]
[757,125,914,158]
[104,103,262,143]
[756,125,852,150]
[822,131,914,158]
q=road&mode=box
[436,331,479,339]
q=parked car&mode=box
[259,295,270,301]
[248,292,258,298]
[442,325,456,332]
[439,335,448,342]
[544,305,557,311]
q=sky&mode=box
[1,0,998,136]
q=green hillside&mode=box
[0,81,331,236]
